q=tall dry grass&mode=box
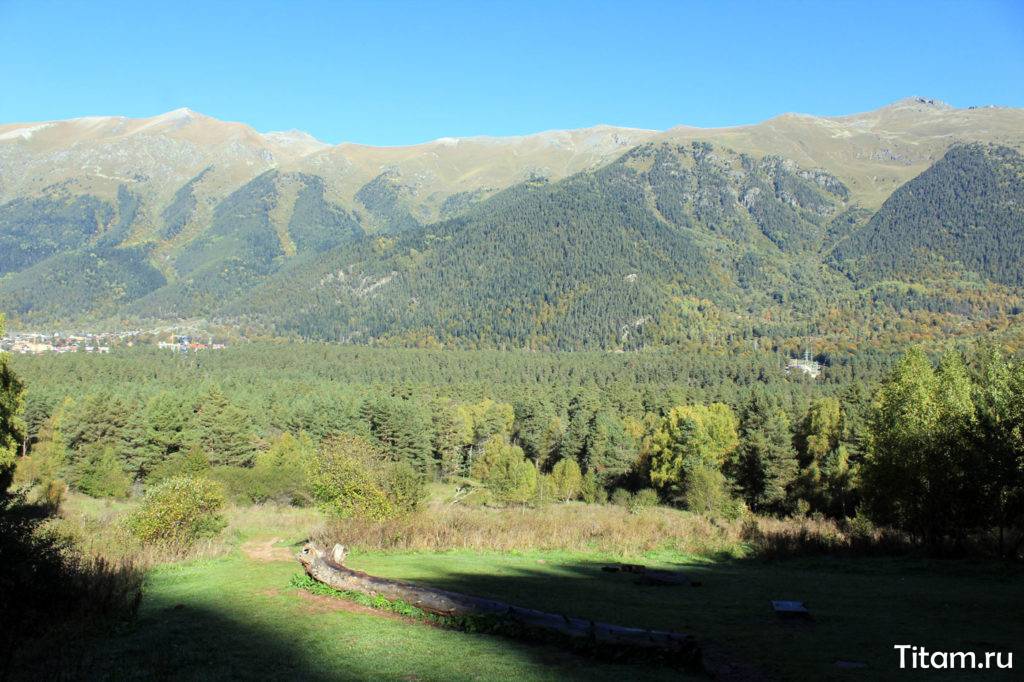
[312,493,933,561]
[314,501,747,558]
[54,493,324,566]
[740,515,916,559]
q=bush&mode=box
[40,479,67,508]
[627,488,660,513]
[610,488,631,507]
[682,464,741,518]
[210,464,311,506]
[121,475,225,550]
[309,433,425,521]
[580,471,606,504]
[249,432,314,504]
[145,446,209,485]
[486,447,537,505]
[550,457,583,501]
[384,461,427,513]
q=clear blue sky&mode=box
[1,0,1022,146]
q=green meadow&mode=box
[11,502,1021,681]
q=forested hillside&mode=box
[2,129,1023,352]
[231,141,855,348]
[831,144,1024,285]
[225,142,1024,351]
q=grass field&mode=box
[11,500,1023,680]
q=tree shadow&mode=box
[6,558,707,682]
[9,601,335,681]
[339,550,1023,681]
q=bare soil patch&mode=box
[241,537,295,563]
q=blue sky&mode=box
[1,0,1022,146]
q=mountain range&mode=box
[1,98,1022,352]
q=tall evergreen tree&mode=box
[733,388,798,514]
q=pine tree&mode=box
[734,388,798,514]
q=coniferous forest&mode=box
[8,339,1024,551]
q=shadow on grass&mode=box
[12,547,1021,681]
[8,557,703,682]
[343,550,1024,681]
[8,601,339,681]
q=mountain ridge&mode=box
[2,101,1024,350]
[4,97,1022,212]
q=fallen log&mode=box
[297,542,700,665]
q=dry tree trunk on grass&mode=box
[297,543,700,665]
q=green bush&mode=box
[485,445,537,505]
[122,475,225,549]
[309,433,425,520]
[610,488,631,507]
[627,488,659,513]
[146,446,210,485]
[247,432,313,505]
[580,471,606,504]
[384,461,427,514]
[682,464,741,518]
[209,466,262,503]
[550,457,582,501]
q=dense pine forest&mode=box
[7,340,1022,552]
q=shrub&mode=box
[210,463,311,506]
[384,461,427,513]
[486,447,537,505]
[40,479,67,508]
[145,446,209,485]
[550,457,583,501]
[682,464,741,518]
[121,475,225,550]
[610,488,631,507]
[580,471,606,504]
[309,433,425,521]
[627,488,660,513]
[253,433,313,503]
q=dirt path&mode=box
[240,537,296,563]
